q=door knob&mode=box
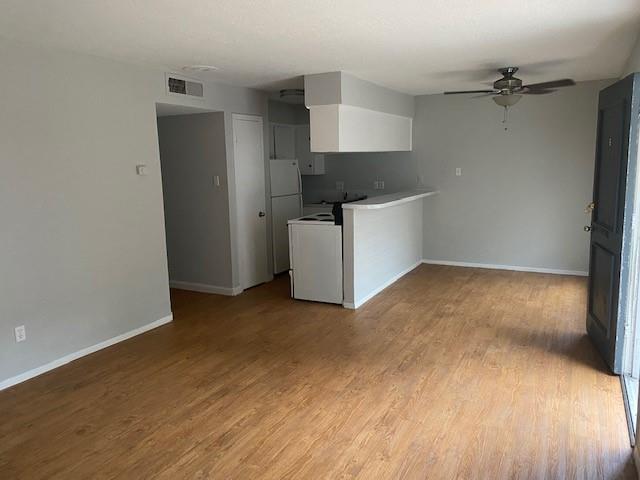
[258,211,266,217]
[584,225,592,232]
[585,202,595,213]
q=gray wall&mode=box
[268,100,309,124]
[304,80,610,273]
[0,37,268,385]
[158,113,233,289]
[301,152,418,203]
[417,80,609,273]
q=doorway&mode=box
[156,105,235,296]
[232,114,269,289]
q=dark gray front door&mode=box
[587,74,639,374]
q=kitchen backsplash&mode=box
[301,151,422,203]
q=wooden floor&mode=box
[0,265,635,479]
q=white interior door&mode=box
[233,114,268,289]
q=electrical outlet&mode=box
[379,180,385,189]
[336,181,344,191]
[455,167,462,176]
[14,325,26,343]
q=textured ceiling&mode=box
[1,0,639,94]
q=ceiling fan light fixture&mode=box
[492,94,522,107]
[280,89,305,99]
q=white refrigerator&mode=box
[270,159,303,274]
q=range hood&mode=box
[304,72,415,153]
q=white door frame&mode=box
[621,111,640,446]
[231,113,270,290]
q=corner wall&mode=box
[417,80,610,274]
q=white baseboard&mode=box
[169,280,243,296]
[422,259,588,277]
[0,314,173,392]
[344,260,422,310]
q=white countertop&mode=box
[342,189,438,210]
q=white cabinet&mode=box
[305,72,414,153]
[271,124,296,159]
[295,124,325,175]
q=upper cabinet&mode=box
[270,123,324,175]
[271,124,296,159]
[305,72,415,153]
[295,125,325,175]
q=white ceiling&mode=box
[1,0,639,95]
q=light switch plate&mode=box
[336,181,344,191]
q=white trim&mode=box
[634,444,640,478]
[344,260,422,310]
[169,280,243,296]
[0,314,173,392]
[421,259,588,277]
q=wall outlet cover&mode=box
[14,325,26,343]
[336,181,344,191]
[455,167,462,176]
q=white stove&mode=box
[287,212,343,304]
[287,212,335,225]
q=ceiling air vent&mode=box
[166,74,204,98]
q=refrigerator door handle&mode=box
[297,165,303,214]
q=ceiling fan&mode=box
[444,67,576,109]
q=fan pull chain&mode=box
[502,106,509,130]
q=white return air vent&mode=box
[166,74,204,98]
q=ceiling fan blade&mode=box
[472,92,497,98]
[523,79,575,90]
[518,88,555,95]
[443,90,496,95]
[521,88,556,95]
